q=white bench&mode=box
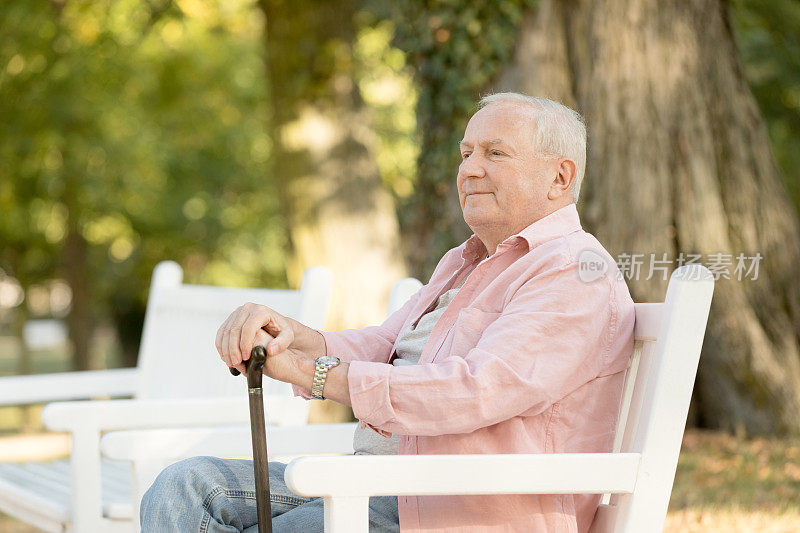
[102,264,713,532]
[0,261,334,532]
[283,264,715,532]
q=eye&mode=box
[461,152,471,159]
[490,150,503,156]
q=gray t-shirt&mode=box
[353,259,485,455]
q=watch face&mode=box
[317,355,340,366]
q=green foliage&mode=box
[367,0,535,276]
[1,0,797,365]
[731,0,800,213]
[353,18,419,200]
[0,0,287,361]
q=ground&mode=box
[0,427,798,532]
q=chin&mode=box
[463,212,498,230]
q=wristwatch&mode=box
[311,355,340,400]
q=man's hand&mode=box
[215,303,303,383]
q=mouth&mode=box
[465,192,492,199]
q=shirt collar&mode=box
[461,203,583,261]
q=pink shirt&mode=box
[296,203,635,532]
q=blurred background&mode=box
[1,0,799,531]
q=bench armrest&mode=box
[0,368,139,406]
[282,453,641,533]
[286,452,641,497]
[41,396,306,432]
[101,422,358,461]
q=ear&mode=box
[547,158,577,200]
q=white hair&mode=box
[477,92,587,203]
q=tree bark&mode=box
[259,0,408,421]
[62,226,92,371]
[490,0,800,434]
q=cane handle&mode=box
[228,345,267,389]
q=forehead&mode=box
[460,103,536,148]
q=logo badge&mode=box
[578,249,609,282]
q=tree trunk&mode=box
[491,0,800,434]
[259,0,408,421]
[12,306,37,432]
[62,226,92,371]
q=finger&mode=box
[215,326,223,357]
[267,321,293,356]
[261,314,285,354]
[227,307,252,366]
[233,361,246,374]
[261,313,285,338]
[223,307,246,366]
[228,323,244,367]
[239,306,270,362]
[216,311,236,358]
[253,328,275,356]
[220,307,242,366]
[220,327,232,367]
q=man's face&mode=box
[457,103,559,241]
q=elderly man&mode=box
[141,92,635,533]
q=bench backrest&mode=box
[135,261,333,403]
[387,278,423,317]
[596,264,714,532]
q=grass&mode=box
[0,332,123,434]
[663,429,800,532]
[0,427,798,531]
[670,429,800,511]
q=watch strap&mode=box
[311,357,338,399]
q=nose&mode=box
[458,152,486,181]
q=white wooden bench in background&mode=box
[99,276,424,532]
[0,260,334,532]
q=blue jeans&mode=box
[140,457,400,532]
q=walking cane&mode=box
[229,346,272,533]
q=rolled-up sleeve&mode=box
[347,260,619,436]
